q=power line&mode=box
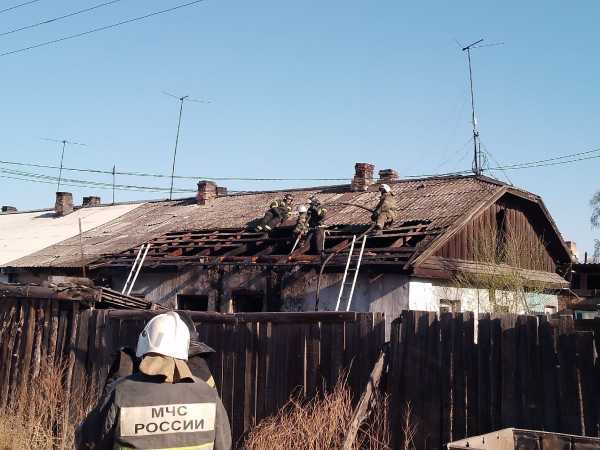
[488,147,600,170]
[0,0,42,15]
[0,0,206,58]
[488,153,600,171]
[0,159,353,181]
[0,0,125,38]
[0,167,195,193]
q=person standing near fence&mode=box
[76,311,232,450]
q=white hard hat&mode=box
[136,311,190,360]
[380,184,391,193]
[298,205,308,213]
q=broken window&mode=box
[177,294,209,311]
[232,290,264,312]
[439,299,461,314]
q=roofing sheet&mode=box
[6,176,502,268]
[0,203,143,266]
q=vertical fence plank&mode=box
[539,315,560,431]
[452,313,466,441]
[255,320,270,423]
[489,315,502,430]
[7,301,26,407]
[464,312,478,438]
[440,312,452,445]
[243,320,258,434]
[422,312,441,450]
[0,300,18,407]
[500,314,519,427]
[305,321,320,398]
[576,331,597,437]
[477,313,491,434]
[344,316,361,401]
[557,325,581,434]
[388,317,403,450]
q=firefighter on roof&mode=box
[307,196,327,228]
[255,193,294,232]
[294,204,310,237]
[372,184,397,234]
[76,312,232,450]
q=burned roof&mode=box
[5,175,506,269]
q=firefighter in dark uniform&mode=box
[255,193,294,232]
[307,196,327,228]
[372,184,397,234]
[306,196,327,252]
[76,312,232,450]
[293,205,310,238]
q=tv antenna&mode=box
[41,137,86,191]
[460,38,504,176]
[163,91,211,200]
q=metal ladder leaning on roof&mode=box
[121,243,151,296]
[335,234,367,312]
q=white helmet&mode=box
[298,205,308,213]
[380,184,391,193]
[136,312,190,360]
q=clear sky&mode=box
[1,1,598,257]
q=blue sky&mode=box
[0,1,598,256]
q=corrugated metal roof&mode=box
[0,203,143,267]
[5,176,501,269]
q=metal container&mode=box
[447,428,600,450]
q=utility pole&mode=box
[41,137,86,191]
[462,39,484,176]
[163,91,210,200]
[112,164,116,204]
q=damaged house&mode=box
[1,163,572,331]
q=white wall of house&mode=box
[408,278,559,315]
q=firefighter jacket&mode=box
[293,213,310,236]
[374,192,397,216]
[307,205,327,228]
[76,368,231,450]
[269,199,292,220]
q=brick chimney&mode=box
[82,196,101,207]
[351,163,375,192]
[196,180,218,205]
[55,192,74,216]
[1,206,17,213]
[378,169,399,183]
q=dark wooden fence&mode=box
[388,310,600,450]
[4,298,600,450]
[0,298,385,446]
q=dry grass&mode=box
[243,375,391,450]
[0,358,98,450]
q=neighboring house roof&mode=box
[3,175,571,288]
[0,202,143,267]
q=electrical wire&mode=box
[0,0,125,38]
[0,0,206,57]
[0,159,353,181]
[488,153,600,171]
[0,167,195,193]
[488,147,600,170]
[0,0,42,15]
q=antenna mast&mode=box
[462,38,484,176]
[163,91,210,200]
[41,137,86,191]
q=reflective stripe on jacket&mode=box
[114,375,218,450]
